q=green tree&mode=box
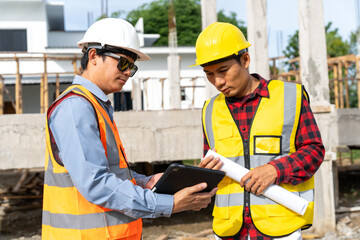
[125,0,246,46]
[349,27,360,55]
[282,30,299,70]
[325,22,350,57]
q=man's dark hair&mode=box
[233,49,248,65]
[80,48,107,70]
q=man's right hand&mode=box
[172,183,217,213]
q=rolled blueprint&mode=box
[204,150,309,215]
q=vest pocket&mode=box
[216,125,233,140]
[216,126,237,154]
[254,135,282,155]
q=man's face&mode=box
[203,54,250,98]
[95,53,134,95]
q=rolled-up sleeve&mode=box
[49,96,173,219]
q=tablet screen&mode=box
[152,163,225,194]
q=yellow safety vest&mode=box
[42,85,142,240]
[202,80,314,238]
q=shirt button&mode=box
[246,212,250,217]
[242,127,246,131]
[241,107,244,111]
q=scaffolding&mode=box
[1,53,360,114]
[0,53,82,114]
[270,54,360,108]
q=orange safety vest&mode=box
[42,85,142,240]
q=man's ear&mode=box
[88,48,97,66]
[241,52,251,69]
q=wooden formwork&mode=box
[327,54,360,109]
[270,54,360,109]
[1,53,360,114]
[0,53,82,114]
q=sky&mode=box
[55,0,359,58]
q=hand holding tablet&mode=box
[151,163,225,194]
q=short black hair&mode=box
[200,49,248,67]
[80,48,107,71]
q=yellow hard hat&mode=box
[191,22,251,67]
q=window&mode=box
[181,88,186,101]
[0,29,27,52]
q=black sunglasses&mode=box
[103,52,138,77]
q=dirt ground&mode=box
[1,170,360,240]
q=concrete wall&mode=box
[0,108,359,170]
[0,109,204,169]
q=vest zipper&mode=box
[243,139,250,208]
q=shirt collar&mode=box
[72,75,109,103]
[251,73,270,98]
[226,73,269,103]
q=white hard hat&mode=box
[77,18,150,61]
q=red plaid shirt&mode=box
[203,74,325,240]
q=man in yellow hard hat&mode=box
[42,18,217,240]
[195,22,325,240]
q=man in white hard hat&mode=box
[42,18,217,240]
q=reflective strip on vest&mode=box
[42,210,137,229]
[42,84,141,240]
[203,80,314,237]
[215,189,313,208]
[44,154,133,187]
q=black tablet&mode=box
[151,163,225,194]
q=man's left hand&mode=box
[240,164,277,196]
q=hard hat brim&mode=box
[125,47,151,61]
[77,41,151,61]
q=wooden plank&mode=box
[192,229,213,237]
[338,164,360,172]
[155,235,169,240]
[333,64,339,108]
[339,61,344,108]
[327,54,357,65]
[40,75,44,113]
[191,77,196,107]
[0,195,42,200]
[303,234,321,239]
[56,73,60,98]
[72,57,77,75]
[357,57,360,109]
[0,75,3,115]
[12,169,29,192]
[43,54,49,112]
[160,78,165,109]
[311,105,331,113]
[1,72,77,77]
[272,59,277,79]
[336,205,360,213]
[344,62,350,108]
[15,56,22,114]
